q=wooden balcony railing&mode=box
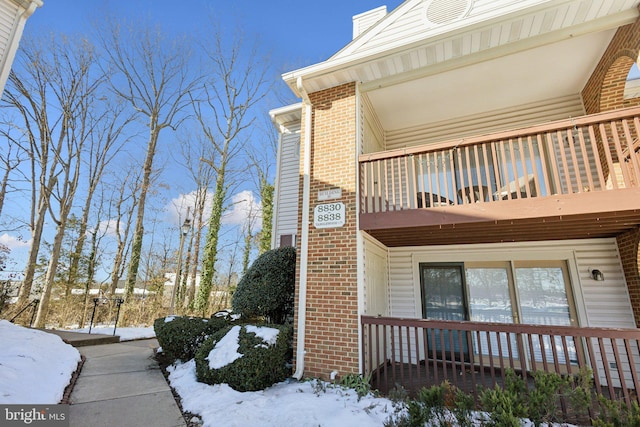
[361,315,640,413]
[360,107,640,214]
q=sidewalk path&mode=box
[68,338,186,427]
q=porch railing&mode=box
[360,107,640,213]
[361,315,640,410]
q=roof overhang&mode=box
[283,0,640,130]
[269,102,302,133]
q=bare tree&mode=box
[32,37,106,328]
[3,35,103,313]
[241,203,260,274]
[97,17,200,299]
[171,131,215,311]
[78,185,111,327]
[105,166,141,295]
[247,118,278,254]
[67,100,134,290]
[0,136,26,217]
[194,26,271,314]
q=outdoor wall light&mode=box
[589,268,605,281]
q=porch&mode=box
[359,106,640,246]
[361,315,640,413]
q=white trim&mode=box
[568,250,589,328]
[283,2,638,97]
[0,0,42,95]
[293,81,312,380]
[355,83,365,373]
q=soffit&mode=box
[367,29,614,130]
[270,103,302,133]
[284,0,640,99]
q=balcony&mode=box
[359,107,640,246]
[361,315,640,420]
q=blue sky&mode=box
[9,0,638,281]
[1,1,405,280]
[28,1,404,75]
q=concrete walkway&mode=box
[68,339,186,427]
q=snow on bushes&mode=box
[153,315,230,363]
[194,323,292,392]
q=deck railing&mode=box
[361,315,640,411]
[360,107,640,214]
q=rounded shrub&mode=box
[231,246,295,324]
[194,323,293,392]
[153,315,229,363]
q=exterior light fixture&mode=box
[589,268,604,281]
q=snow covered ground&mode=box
[0,320,580,426]
[168,360,397,427]
[0,321,399,426]
[65,325,155,341]
[0,320,81,404]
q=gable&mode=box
[332,0,553,61]
[284,0,639,103]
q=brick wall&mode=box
[293,82,360,379]
[581,14,640,322]
[617,228,640,327]
[582,16,640,114]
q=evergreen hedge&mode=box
[153,315,229,363]
[194,323,293,392]
[231,246,295,324]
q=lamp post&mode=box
[170,216,191,314]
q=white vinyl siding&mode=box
[339,0,548,58]
[274,128,300,246]
[385,238,635,330]
[384,95,585,150]
[574,240,635,328]
[0,1,19,60]
[363,235,389,316]
[380,238,637,385]
[362,94,385,154]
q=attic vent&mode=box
[353,6,387,39]
[425,0,471,25]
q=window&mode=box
[420,260,578,364]
[624,63,640,99]
[279,234,295,247]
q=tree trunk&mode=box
[33,219,67,328]
[195,163,226,314]
[79,227,99,328]
[0,165,10,217]
[16,198,47,306]
[259,180,274,254]
[186,186,206,309]
[124,126,159,299]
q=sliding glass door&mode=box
[421,261,577,366]
[420,264,469,359]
